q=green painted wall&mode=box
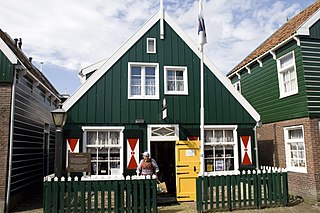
[67,21,256,126]
[232,40,308,124]
[0,50,13,83]
[301,36,320,117]
[309,20,320,39]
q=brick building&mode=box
[0,30,60,212]
[228,1,320,202]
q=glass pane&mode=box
[214,130,223,142]
[215,146,223,157]
[225,145,234,157]
[168,81,175,91]
[289,129,303,139]
[145,67,155,76]
[225,158,234,171]
[98,132,108,145]
[176,81,184,91]
[204,145,213,158]
[87,132,97,145]
[298,142,304,150]
[131,67,141,75]
[176,71,184,80]
[167,70,174,80]
[215,159,224,171]
[290,143,298,150]
[131,85,141,95]
[205,130,213,142]
[225,130,233,142]
[280,53,293,68]
[148,39,154,52]
[110,132,120,145]
[298,151,305,159]
[205,159,214,172]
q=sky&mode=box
[0,0,316,95]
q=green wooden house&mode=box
[0,29,60,212]
[62,9,260,198]
[228,1,320,203]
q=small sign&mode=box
[67,153,91,173]
[186,149,195,157]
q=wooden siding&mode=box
[236,40,308,124]
[0,50,13,82]
[301,36,320,117]
[309,19,320,39]
[67,21,256,126]
[10,73,57,196]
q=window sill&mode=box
[279,90,298,99]
[286,167,307,174]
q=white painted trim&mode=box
[297,9,320,36]
[283,125,307,173]
[164,66,188,95]
[147,124,179,156]
[270,50,276,60]
[0,38,17,64]
[82,126,125,131]
[203,125,239,173]
[146,38,156,53]
[62,10,260,122]
[293,36,300,46]
[257,59,263,67]
[127,62,159,99]
[246,66,251,74]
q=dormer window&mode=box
[277,51,298,98]
[147,38,156,53]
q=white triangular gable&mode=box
[297,9,320,35]
[62,10,260,122]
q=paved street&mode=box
[11,194,320,213]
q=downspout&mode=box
[5,69,17,213]
[254,122,260,170]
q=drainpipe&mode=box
[254,122,260,170]
[5,68,17,213]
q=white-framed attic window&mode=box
[164,66,188,95]
[284,125,307,173]
[128,62,159,99]
[147,38,156,53]
[277,51,298,98]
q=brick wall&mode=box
[257,117,320,203]
[0,83,12,212]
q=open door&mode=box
[176,140,200,201]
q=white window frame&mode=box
[277,51,298,98]
[233,81,241,93]
[284,125,307,173]
[147,38,156,53]
[204,125,239,175]
[82,126,124,176]
[164,66,188,95]
[128,62,159,99]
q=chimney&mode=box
[18,38,22,49]
[29,57,32,63]
[14,38,18,46]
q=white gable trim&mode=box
[62,10,260,122]
[297,9,320,36]
[0,38,17,64]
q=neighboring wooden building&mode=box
[228,1,320,203]
[0,30,60,212]
[62,9,260,201]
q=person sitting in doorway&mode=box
[136,151,159,177]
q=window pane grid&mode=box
[165,67,187,94]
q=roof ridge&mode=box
[228,0,320,76]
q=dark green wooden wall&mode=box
[230,40,308,124]
[0,50,13,83]
[301,36,320,117]
[67,20,256,126]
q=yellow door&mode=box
[176,140,200,201]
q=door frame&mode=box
[147,124,179,153]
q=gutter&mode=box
[227,34,299,79]
[5,68,17,213]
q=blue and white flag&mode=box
[198,0,207,47]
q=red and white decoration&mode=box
[66,138,79,166]
[240,136,252,165]
[127,138,139,169]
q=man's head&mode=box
[142,151,150,159]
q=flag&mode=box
[198,0,207,47]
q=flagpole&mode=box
[200,45,205,176]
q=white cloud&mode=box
[0,0,315,93]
